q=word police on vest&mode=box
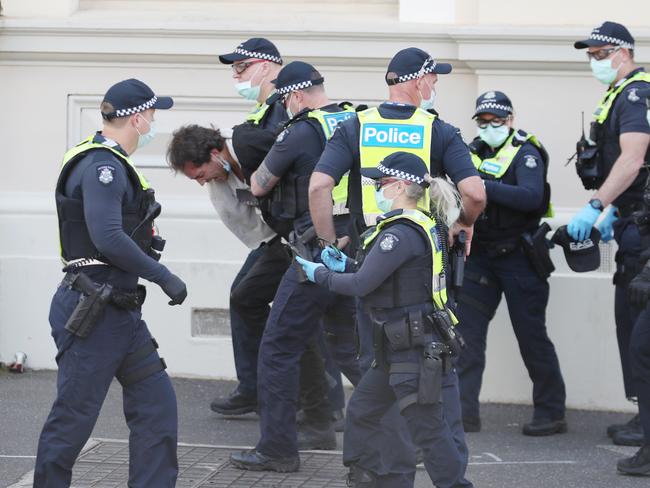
[552,225,601,273]
[362,124,424,148]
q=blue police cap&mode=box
[473,91,514,119]
[574,21,635,50]
[265,61,324,105]
[385,47,452,86]
[101,78,173,120]
[219,37,283,65]
[361,152,429,187]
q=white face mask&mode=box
[234,65,265,101]
[419,79,436,110]
[135,115,156,148]
[286,93,301,119]
[478,125,509,148]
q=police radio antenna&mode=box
[565,111,585,166]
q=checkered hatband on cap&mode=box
[276,80,317,95]
[376,162,425,185]
[113,96,158,117]
[475,101,513,114]
[234,47,282,64]
[388,57,438,85]
[589,32,634,49]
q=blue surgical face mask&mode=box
[590,57,620,85]
[419,79,436,110]
[374,181,398,213]
[234,65,264,100]
[136,116,156,148]
[478,125,509,148]
[218,156,231,174]
[286,93,301,119]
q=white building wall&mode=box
[1,0,649,411]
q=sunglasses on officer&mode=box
[586,46,621,61]
[231,59,265,75]
[475,116,509,129]
[373,178,412,191]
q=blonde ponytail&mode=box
[424,174,463,227]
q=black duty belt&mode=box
[617,202,645,219]
[62,272,145,310]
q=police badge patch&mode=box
[524,155,538,169]
[97,165,115,185]
[379,233,400,252]
[628,88,640,102]
[276,129,289,143]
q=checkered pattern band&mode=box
[589,33,634,49]
[235,48,282,64]
[113,96,157,117]
[377,163,425,185]
[389,59,437,85]
[475,102,513,114]
[277,80,317,95]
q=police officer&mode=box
[33,79,187,487]
[210,37,289,415]
[309,47,484,487]
[298,152,473,488]
[456,91,567,435]
[615,87,650,475]
[229,61,361,472]
[570,21,650,446]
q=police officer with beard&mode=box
[570,21,650,447]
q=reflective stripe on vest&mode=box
[358,107,435,224]
[593,71,650,124]
[246,102,271,125]
[362,209,454,316]
[308,107,357,214]
[471,130,554,218]
[60,136,150,190]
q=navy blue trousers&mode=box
[345,304,470,487]
[256,266,357,457]
[229,239,290,398]
[613,219,643,400]
[33,284,177,488]
[455,248,566,421]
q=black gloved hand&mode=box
[628,265,650,307]
[160,273,187,306]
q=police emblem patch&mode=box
[483,91,496,100]
[524,155,538,169]
[628,88,640,102]
[379,233,399,252]
[276,129,289,143]
[97,165,115,185]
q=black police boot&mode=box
[617,444,650,476]
[230,449,300,472]
[346,464,377,487]
[613,427,645,447]
[298,422,337,450]
[522,418,568,436]
[463,416,481,433]
[607,414,641,438]
[210,389,257,415]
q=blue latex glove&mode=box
[321,246,347,273]
[295,256,324,283]
[567,204,601,241]
[596,205,618,243]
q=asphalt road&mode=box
[1,370,647,487]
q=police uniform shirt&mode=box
[314,222,427,298]
[315,102,478,186]
[63,132,172,288]
[257,99,290,133]
[476,135,545,214]
[207,138,277,249]
[602,67,650,207]
[264,103,350,233]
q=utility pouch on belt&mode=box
[521,222,555,280]
[288,227,317,283]
[383,317,411,351]
[418,342,445,404]
[429,309,465,356]
[64,279,113,338]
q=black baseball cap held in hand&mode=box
[574,21,635,50]
[101,78,173,120]
[361,151,430,187]
[265,61,325,105]
[385,47,452,86]
[551,226,601,273]
[218,37,283,65]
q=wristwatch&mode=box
[588,198,604,212]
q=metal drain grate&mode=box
[67,439,348,487]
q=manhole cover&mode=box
[67,439,348,487]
